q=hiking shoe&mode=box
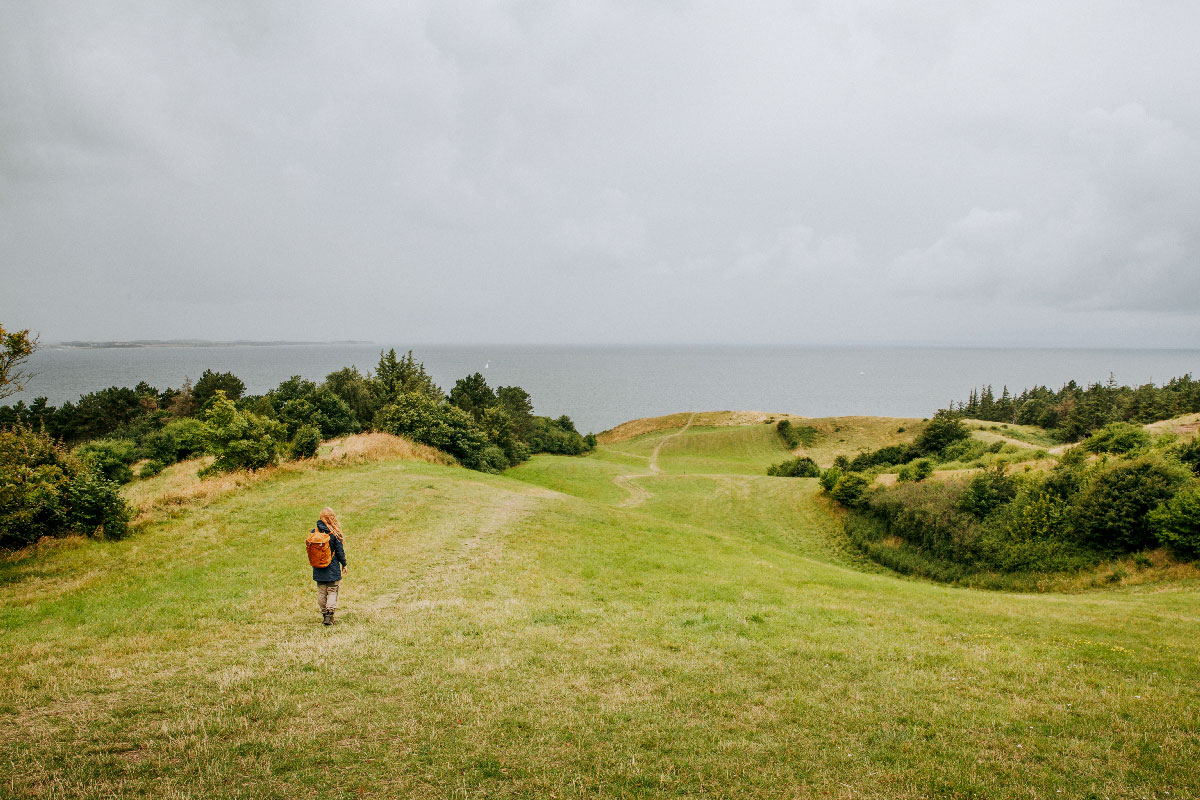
[322,611,332,626]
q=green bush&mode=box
[0,425,132,547]
[1084,422,1151,455]
[914,411,970,456]
[374,392,493,468]
[818,467,843,492]
[138,459,167,479]
[956,467,1016,517]
[767,456,820,477]
[776,419,800,448]
[1072,455,1190,553]
[64,470,130,539]
[289,424,321,460]
[202,391,285,474]
[74,438,139,485]
[1174,436,1200,476]
[1149,485,1200,559]
[829,472,871,507]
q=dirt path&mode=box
[614,412,697,508]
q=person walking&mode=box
[307,507,347,625]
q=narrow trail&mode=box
[614,412,698,508]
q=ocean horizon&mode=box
[10,343,1200,435]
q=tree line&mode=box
[1,342,593,549]
[953,374,1200,441]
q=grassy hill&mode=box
[3,419,1198,798]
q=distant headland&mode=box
[53,340,374,349]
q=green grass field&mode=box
[3,418,1198,798]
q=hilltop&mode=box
[2,412,1197,798]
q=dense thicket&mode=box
[827,424,1200,582]
[0,425,129,547]
[955,374,1200,441]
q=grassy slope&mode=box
[2,419,1199,798]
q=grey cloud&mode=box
[2,1,1199,346]
[890,104,1200,314]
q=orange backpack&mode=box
[306,528,333,568]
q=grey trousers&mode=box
[316,580,340,613]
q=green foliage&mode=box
[375,392,494,469]
[201,391,284,474]
[1072,455,1190,553]
[914,411,969,456]
[957,374,1200,441]
[1174,436,1200,476]
[767,456,820,477]
[191,369,246,409]
[449,372,497,422]
[323,366,381,430]
[897,459,933,483]
[829,472,870,507]
[0,425,132,547]
[375,349,442,403]
[956,467,1016,517]
[776,419,800,449]
[527,416,589,456]
[0,323,37,400]
[138,459,167,479]
[74,438,139,485]
[849,444,914,472]
[143,418,208,464]
[818,467,843,492]
[289,424,321,460]
[269,376,359,439]
[497,386,535,440]
[1149,485,1200,559]
[64,470,130,540]
[1083,422,1151,455]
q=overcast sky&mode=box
[2,1,1198,346]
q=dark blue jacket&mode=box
[311,520,346,582]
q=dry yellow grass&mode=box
[597,410,808,443]
[797,415,925,466]
[1143,411,1200,438]
[122,432,453,521]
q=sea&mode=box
[8,344,1200,435]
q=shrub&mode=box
[64,470,130,539]
[818,467,843,492]
[776,419,799,449]
[767,456,820,477]
[1084,422,1151,455]
[863,479,980,563]
[957,467,1016,518]
[1072,455,1190,553]
[527,416,589,456]
[138,459,167,479]
[829,472,871,507]
[850,444,914,472]
[375,392,492,468]
[74,438,139,485]
[464,444,511,474]
[0,425,132,547]
[1149,485,1200,559]
[289,424,322,460]
[1174,436,1200,476]
[202,391,285,474]
[914,411,969,456]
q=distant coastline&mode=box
[53,340,375,349]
